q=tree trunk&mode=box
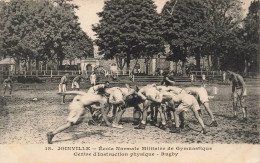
[175,61,178,76]
[145,58,150,75]
[28,58,32,71]
[131,59,139,74]
[244,59,248,73]
[126,54,130,74]
[35,58,40,70]
[217,57,220,70]
[195,53,201,70]
[15,59,20,72]
[181,61,187,77]
[208,55,212,71]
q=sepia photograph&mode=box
[0,0,259,162]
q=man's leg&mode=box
[135,100,150,129]
[9,85,12,96]
[179,111,187,129]
[113,106,126,128]
[3,86,7,96]
[47,122,73,144]
[192,108,206,134]
[239,96,247,120]
[203,102,217,127]
[170,108,182,133]
[132,104,142,125]
[158,105,167,130]
[232,94,238,118]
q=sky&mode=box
[73,0,253,39]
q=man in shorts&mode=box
[108,84,140,128]
[47,91,110,144]
[59,73,69,104]
[90,72,97,86]
[71,73,83,91]
[3,76,13,97]
[87,81,111,124]
[134,84,167,130]
[184,86,217,127]
[145,90,207,134]
[227,71,247,120]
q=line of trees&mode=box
[93,0,259,75]
[0,0,94,71]
[0,0,258,75]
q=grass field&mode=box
[0,82,259,144]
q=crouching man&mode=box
[47,91,110,144]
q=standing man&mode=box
[3,76,13,97]
[161,72,175,86]
[59,73,69,104]
[190,73,194,85]
[90,71,96,86]
[227,71,247,120]
[201,73,206,87]
[222,71,226,83]
[71,73,83,91]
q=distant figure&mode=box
[161,72,175,86]
[71,73,83,91]
[201,73,206,87]
[190,73,194,85]
[90,72,96,86]
[227,71,247,120]
[59,73,69,104]
[160,69,164,76]
[3,76,13,97]
[222,71,226,83]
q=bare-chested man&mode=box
[184,86,217,127]
[227,71,247,120]
[47,91,110,144]
[134,84,167,130]
[147,91,207,134]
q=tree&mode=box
[160,0,207,76]
[0,0,93,70]
[93,0,164,74]
[201,0,244,70]
[242,0,259,73]
[160,0,244,74]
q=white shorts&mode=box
[4,83,11,88]
[71,82,79,89]
[59,84,67,92]
[90,80,96,85]
[197,87,209,104]
[109,89,124,104]
[175,94,200,114]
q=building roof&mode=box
[0,57,15,65]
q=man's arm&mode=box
[237,75,246,96]
[136,89,147,101]
[147,93,163,103]
[165,77,175,85]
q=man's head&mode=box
[162,72,168,77]
[65,73,69,77]
[104,81,110,88]
[227,71,235,80]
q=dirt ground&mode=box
[0,83,259,144]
